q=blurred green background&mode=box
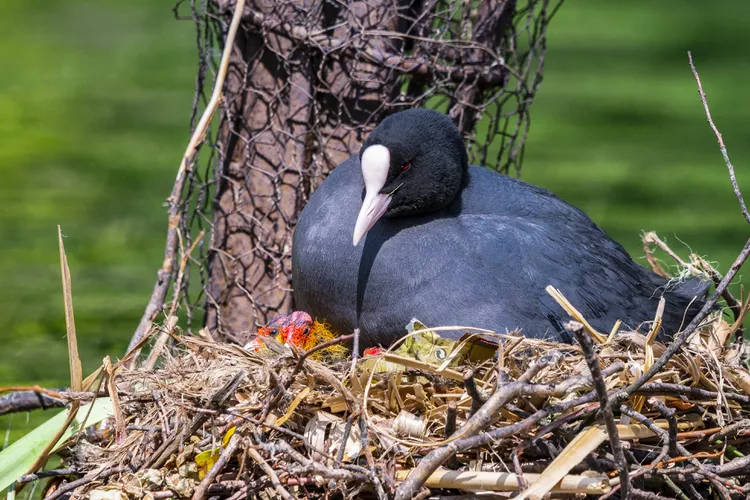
[1,1,748,443]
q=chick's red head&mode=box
[256,314,290,339]
[363,346,386,357]
[250,312,348,360]
[245,314,286,352]
[281,311,314,349]
[254,311,314,350]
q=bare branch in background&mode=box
[688,51,750,224]
[619,52,750,400]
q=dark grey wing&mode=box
[461,167,708,336]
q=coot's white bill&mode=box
[354,144,392,246]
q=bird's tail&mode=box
[661,276,711,337]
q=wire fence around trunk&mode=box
[132,0,563,348]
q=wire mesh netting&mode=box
[154,0,563,345]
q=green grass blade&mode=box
[0,397,113,492]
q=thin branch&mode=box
[463,369,488,415]
[16,469,78,485]
[635,381,750,405]
[335,415,354,466]
[623,403,721,500]
[293,333,354,374]
[264,441,369,483]
[348,328,360,378]
[393,352,562,500]
[707,453,750,477]
[0,389,65,415]
[649,398,679,458]
[444,402,457,438]
[191,434,242,500]
[126,0,247,356]
[444,402,459,469]
[359,415,388,500]
[521,361,625,398]
[464,389,601,450]
[569,322,630,499]
[614,52,750,401]
[247,446,294,500]
[688,51,750,224]
[42,467,129,500]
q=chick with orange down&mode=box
[250,311,348,360]
[250,312,495,365]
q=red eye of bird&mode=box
[270,329,278,336]
[303,327,310,336]
[401,161,410,171]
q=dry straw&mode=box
[14,301,750,500]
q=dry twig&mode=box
[688,51,749,224]
[394,352,562,500]
[126,0,247,355]
[192,434,242,500]
[569,321,631,499]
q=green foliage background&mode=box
[1,1,748,442]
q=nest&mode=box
[27,301,750,500]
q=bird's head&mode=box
[278,311,314,348]
[353,108,468,245]
[250,311,348,360]
[255,313,289,339]
[255,311,314,349]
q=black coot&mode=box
[292,108,707,348]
